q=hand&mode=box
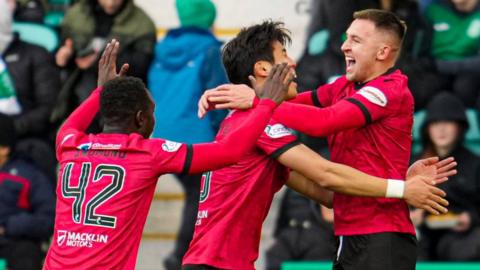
[56,38,74,67]
[404,175,449,215]
[97,39,129,86]
[407,157,457,185]
[410,209,425,226]
[453,212,471,232]
[75,52,100,70]
[0,226,4,236]
[250,63,294,105]
[197,84,256,118]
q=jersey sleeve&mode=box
[55,86,103,159]
[150,139,192,175]
[256,120,300,158]
[346,79,403,124]
[311,82,335,107]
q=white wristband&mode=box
[386,179,405,198]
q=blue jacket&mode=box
[0,156,55,240]
[148,27,228,144]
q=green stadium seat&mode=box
[44,11,64,28]
[412,109,480,155]
[43,0,73,27]
[12,22,59,52]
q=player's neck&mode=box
[361,65,394,83]
[102,125,135,135]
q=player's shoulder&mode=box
[144,137,185,155]
[322,75,349,93]
[57,129,87,148]
[263,118,295,140]
[374,69,408,90]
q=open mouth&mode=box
[346,57,356,72]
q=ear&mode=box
[135,111,144,128]
[377,44,392,61]
[253,61,272,78]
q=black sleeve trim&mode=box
[181,144,193,175]
[346,98,372,125]
[270,140,301,159]
[311,89,323,108]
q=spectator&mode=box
[0,113,56,270]
[52,0,156,132]
[147,0,228,269]
[10,0,45,23]
[0,0,60,180]
[266,189,335,270]
[412,92,480,260]
[424,0,480,107]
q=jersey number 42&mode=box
[60,162,125,228]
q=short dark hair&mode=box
[100,77,151,126]
[353,9,407,46]
[222,20,291,86]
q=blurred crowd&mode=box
[0,0,479,269]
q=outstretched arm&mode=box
[197,84,317,118]
[277,144,455,215]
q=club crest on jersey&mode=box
[265,124,292,138]
[77,142,92,151]
[162,140,182,152]
[358,86,387,107]
[57,230,67,246]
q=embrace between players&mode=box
[44,9,456,270]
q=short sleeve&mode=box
[256,121,300,158]
[151,139,192,175]
[313,79,338,108]
[346,78,404,124]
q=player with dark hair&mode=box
[42,39,292,270]
[187,19,455,270]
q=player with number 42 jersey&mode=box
[43,40,292,270]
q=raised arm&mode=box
[197,84,318,118]
[56,40,128,145]
[273,100,365,137]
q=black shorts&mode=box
[182,265,220,270]
[333,232,417,270]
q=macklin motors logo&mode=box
[57,230,67,246]
[57,230,108,248]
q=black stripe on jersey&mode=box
[181,144,193,175]
[271,140,301,159]
[311,89,323,107]
[346,98,372,125]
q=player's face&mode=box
[341,19,383,83]
[97,0,124,15]
[271,41,298,99]
[428,121,460,149]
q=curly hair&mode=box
[100,77,150,126]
